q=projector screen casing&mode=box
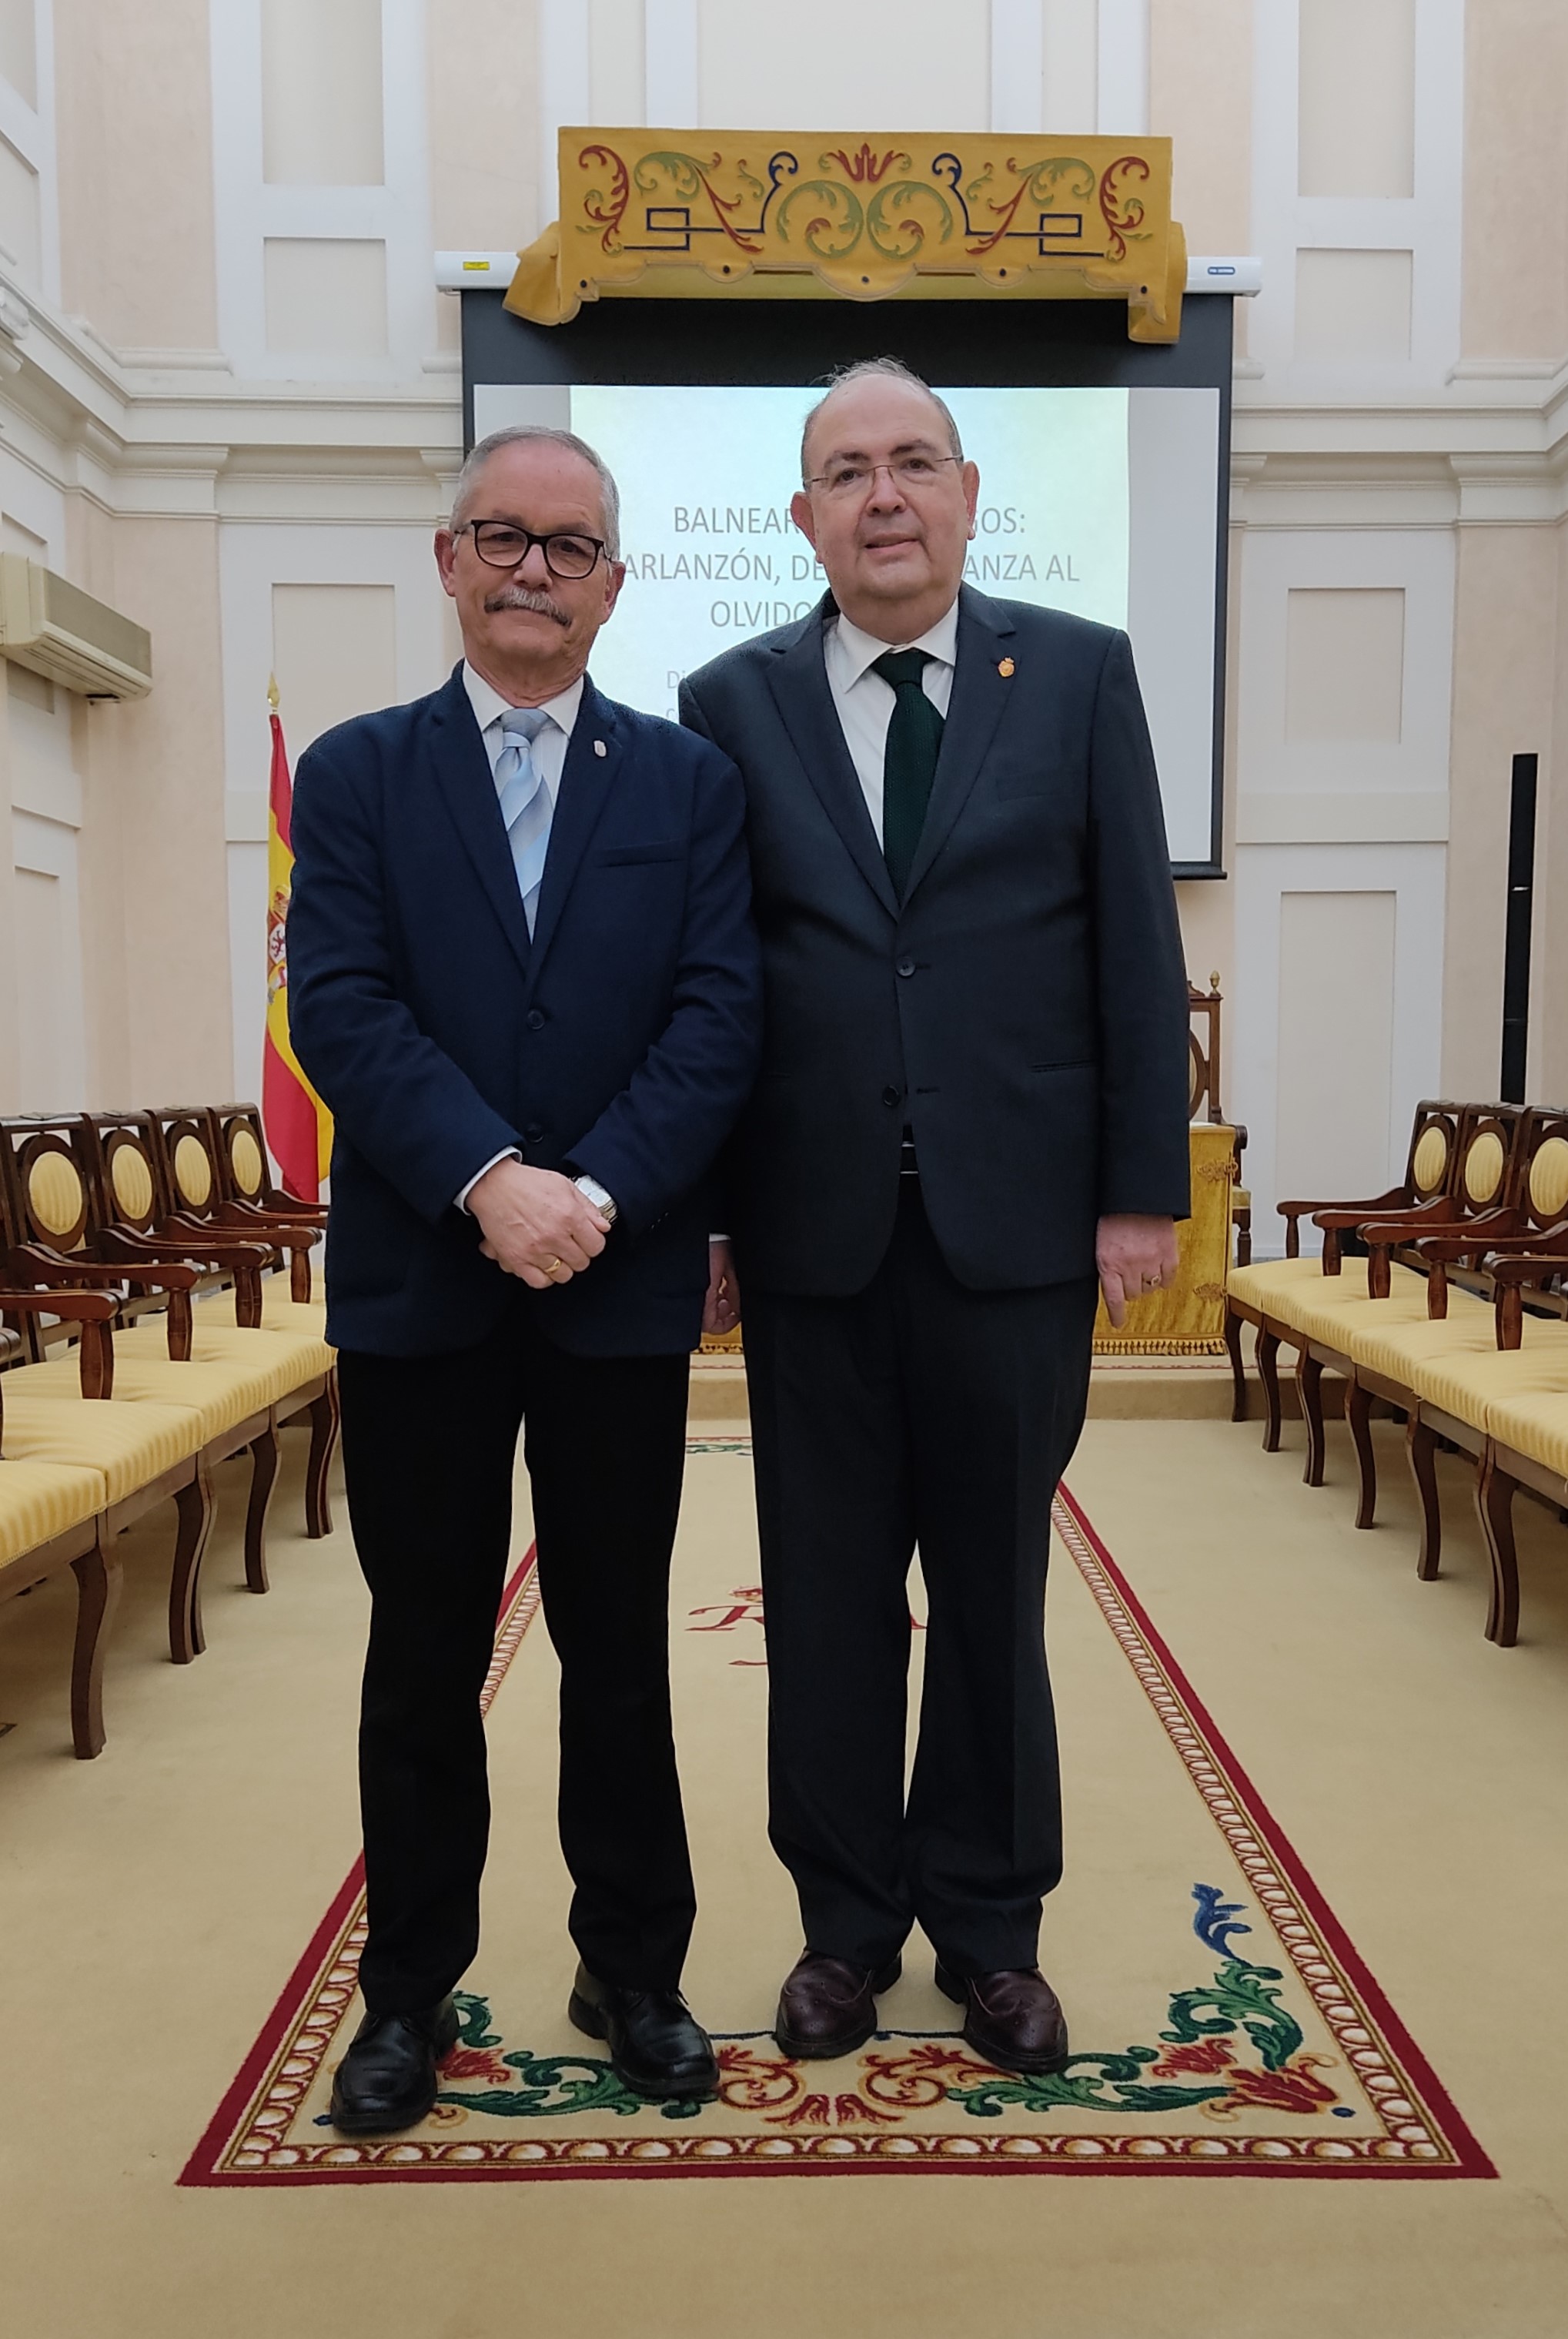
[460,292,1233,878]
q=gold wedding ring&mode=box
[540,1255,562,1276]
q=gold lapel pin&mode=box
[998,657,1015,678]
[593,738,607,757]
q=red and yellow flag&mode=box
[262,681,332,1201]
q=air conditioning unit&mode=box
[0,554,152,699]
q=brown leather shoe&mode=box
[774,1950,902,2060]
[935,1962,1070,2075]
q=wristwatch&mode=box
[572,1172,618,1227]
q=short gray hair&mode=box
[801,358,964,484]
[450,423,622,559]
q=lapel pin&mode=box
[593,738,607,757]
[998,657,1015,678]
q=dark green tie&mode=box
[873,648,944,898]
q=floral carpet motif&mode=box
[182,1449,1492,2186]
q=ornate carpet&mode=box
[183,1441,1490,2187]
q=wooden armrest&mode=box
[0,1286,117,1394]
[21,1242,199,1293]
[1490,1254,1568,1288]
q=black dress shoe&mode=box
[567,1963,720,2101]
[774,1949,903,2060]
[329,1996,460,2135]
[935,1961,1070,2075]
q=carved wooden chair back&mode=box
[1513,1105,1568,1236]
[1187,981,1222,1123]
[0,1116,102,1361]
[149,1106,229,1228]
[1399,1100,1467,1206]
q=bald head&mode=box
[800,358,963,485]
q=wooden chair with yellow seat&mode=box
[0,1116,309,1625]
[1466,1247,1568,1645]
[1225,1099,1466,1447]
[0,1323,123,1758]
[207,1103,327,1316]
[85,1111,339,1545]
[1281,1103,1530,1503]
[0,1269,219,1711]
[146,1106,323,1330]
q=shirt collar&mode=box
[462,661,584,739]
[831,598,961,690]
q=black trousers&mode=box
[743,1183,1097,1977]
[338,1300,694,2013]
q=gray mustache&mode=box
[484,586,572,627]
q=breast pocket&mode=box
[593,842,684,866]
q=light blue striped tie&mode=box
[494,706,553,936]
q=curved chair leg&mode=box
[304,1371,341,1540]
[1297,1350,1326,1487]
[1348,1381,1377,1528]
[1406,1414,1442,1581]
[70,1534,123,1759]
[1257,1328,1282,1454]
[1225,1307,1247,1424]
[169,1461,216,1664]
[246,1423,280,1594]
[1476,1444,1520,1646]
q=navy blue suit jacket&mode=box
[287,664,763,1357]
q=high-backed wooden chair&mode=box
[0,1324,122,1758]
[0,1116,313,1626]
[0,1136,221,1681]
[1225,1099,1465,1441]
[85,1110,339,1542]
[149,1106,324,1327]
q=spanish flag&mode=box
[262,680,332,1201]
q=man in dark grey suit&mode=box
[680,358,1189,2075]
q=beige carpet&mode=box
[2,1407,1566,2334]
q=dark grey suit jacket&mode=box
[679,585,1191,1297]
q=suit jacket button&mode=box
[896,955,915,979]
[526,1009,546,1031]
[881,1086,901,1108]
[525,1123,546,1142]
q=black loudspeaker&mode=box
[1500,752,1539,1104]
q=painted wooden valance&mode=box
[506,129,1185,343]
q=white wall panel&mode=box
[1250,0,1463,390]
[12,811,85,1113]
[1237,528,1453,840]
[1275,887,1396,1204]
[263,236,389,358]
[262,0,385,186]
[1235,842,1445,1255]
[0,0,35,105]
[1298,0,1414,198]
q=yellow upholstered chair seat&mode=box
[15,1350,279,1442]
[1396,1333,1568,1444]
[1227,1258,1426,1315]
[186,1323,335,1383]
[1483,1387,1568,1481]
[259,1292,330,1340]
[0,1392,201,1502]
[1283,1277,1460,1353]
[0,1460,106,1564]
[1350,1310,1560,1400]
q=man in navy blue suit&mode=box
[287,424,762,2132]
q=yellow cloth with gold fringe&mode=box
[1094,1122,1239,1356]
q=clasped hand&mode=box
[1095,1213,1179,1328]
[469,1158,610,1289]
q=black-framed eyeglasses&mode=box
[456,520,607,578]
[802,453,962,499]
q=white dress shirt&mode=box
[454,661,583,1213]
[463,659,582,807]
[823,598,959,841]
